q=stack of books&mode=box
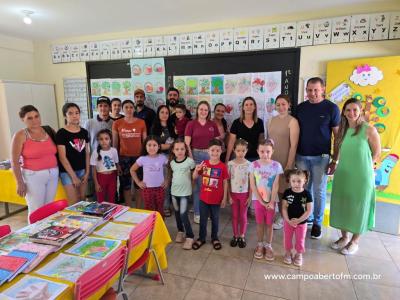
[29,225,82,248]
[0,251,37,285]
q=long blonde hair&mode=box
[240,96,258,123]
[336,98,365,149]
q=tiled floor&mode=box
[1,203,399,300]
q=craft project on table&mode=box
[0,233,30,252]
[65,237,121,260]
[35,253,98,283]
[94,222,134,240]
[1,275,68,300]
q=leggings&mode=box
[231,192,249,237]
[141,187,165,217]
[283,220,307,253]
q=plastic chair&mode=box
[0,225,11,238]
[119,212,164,299]
[28,199,68,224]
[75,246,128,300]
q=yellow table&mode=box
[0,170,67,219]
[0,208,172,299]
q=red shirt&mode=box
[199,160,229,205]
[185,120,219,149]
[175,116,190,137]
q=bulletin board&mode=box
[85,48,300,117]
[326,55,400,204]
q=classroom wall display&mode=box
[130,58,166,110]
[70,44,81,62]
[89,42,100,61]
[90,78,132,113]
[64,78,89,124]
[100,41,112,60]
[51,11,400,64]
[173,71,281,127]
[326,55,400,201]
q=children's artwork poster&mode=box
[94,222,134,240]
[66,237,121,260]
[1,275,68,300]
[35,253,98,283]
[173,71,281,127]
[130,58,166,110]
[327,55,400,200]
[90,78,132,113]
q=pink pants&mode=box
[283,220,307,253]
[96,172,117,203]
[231,192,249,236]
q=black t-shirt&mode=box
[134,106,156,132]
[55,128,89,172]
[282,189,313,224]
[230,118,264,159]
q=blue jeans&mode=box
[199,200,220,242]
[295,154,330,226]
[172,195,194,238]
[192,150,210,216]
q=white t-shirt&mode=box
[90,147,119,173]
[228,160,250,193]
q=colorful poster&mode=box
[1,275,68,300]
[66,237,121,260]
[35,253,98,283]
[186,77,198,95]
[198,76,211,95]
[224,75,239,95]
[94,222,134,240]
[130,58,166,107]
[251,73,266,94]
[184,95,199,115]
[211,76,224,94]
[173,76,186,95]
[114,211,151,224]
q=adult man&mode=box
[84,96,113,151]
[295,77,340,239]
[166,87,191,121]
[133,88,156,132]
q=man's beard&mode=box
[167,99,177,107]
[136,102,144,108]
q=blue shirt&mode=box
[296,100,340,156]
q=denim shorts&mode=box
[60,169,85,186]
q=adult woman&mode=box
[225,96,265,163]
[212,103,228,162]
[185,101,220,223]
[267,95,299,229]
[11,105,59,218]
[112,100,147,207]
[150,104,177,217]
[56,103,90,205]
[329,98,380,255]
[110,98,123,121]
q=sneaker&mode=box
[264,244,275,261]
[283,253,292,265]
[193,215,200,224]
[310,224,322,239]
[273,215,284,230]
[182,238,194,250]
[293,253,303,266]
[306,219,314,227]
[230,237,238,247]
[237,237,247,248]
[254,245,264,259]
[175,231,185,243]
[341,242,359,255]
[330,237,350,250]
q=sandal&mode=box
[212,239,222,250]
[330,237,349,250]
[192,239,206,250]
[341,242,359,255]
[237,237,247,248]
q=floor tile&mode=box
[301,249,349,275]
[245,260,299,300]
[166,244,209,278]
[346,255,400,287]
[129,273,194,300]
[185,279,243,300]
[241,290,286,300]
[353,280,400,300]
[197,253,252,289]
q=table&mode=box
[0,208,171,299]
[0,170,67,220]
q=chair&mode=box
[75,246,128,300]
[0,225,11,238]
[28,199,68,224]
[119,212,164,298]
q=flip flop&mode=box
[192,239,206,250]
[212,239,222,250]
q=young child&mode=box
[228,139,251,248]
[282,169,313,266]
[90,129,120,203]
[168,138,196,250]
[174,104,190,138]
[192,139,229,250]
[249,139,283,261]
[130,135,168,216]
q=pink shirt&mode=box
[184,120,219,149]
[21,137,57,171]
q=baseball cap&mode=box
[96,96,111,106]
[134,88,145,96]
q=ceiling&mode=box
[0,0,391,41]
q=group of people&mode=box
[11,77,380,265]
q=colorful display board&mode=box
[327,55,400,203]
